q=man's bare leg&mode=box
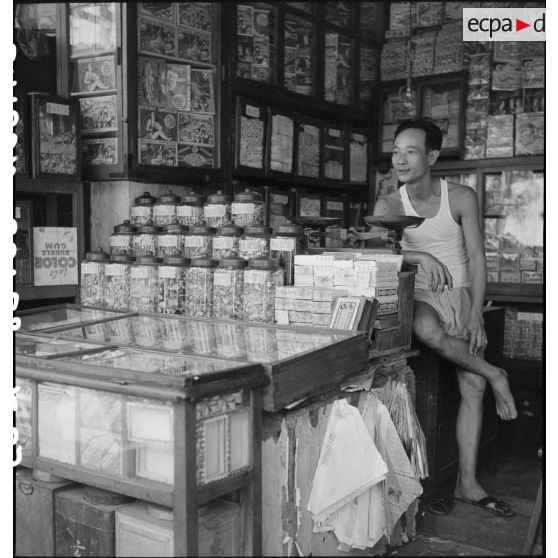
[454,369,488,500]
[413,301,517,420]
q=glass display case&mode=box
[15,336,266,556]
[19,307,368,412]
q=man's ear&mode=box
[427,149,440,166]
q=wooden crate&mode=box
[15,467,75,556]
[369,269,416,358]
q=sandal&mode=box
[454,495,515,517]
[425,494,454,516]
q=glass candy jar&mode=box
[232,189,264,227]
[176,190,205,226]
[153,189,180,226]
[80,248,109,307]
[213,253,247,320]
[103,252,134,310]
[243,256,284,323]
[270,221,306,285]
[157,220,187,258]
[185,254,217,318]
[183,223,215,259]
[212,224,243,261]
[133,220,161,257]
[110,220,136,256]
[157,253,190,315]
[130,253,161,313]
[203,190,232,228]
[238,225,272,260]
[131,191,156,226]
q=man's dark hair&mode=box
[394,119,443,152]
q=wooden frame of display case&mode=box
[377,71,468,159]
[16,350,267,556]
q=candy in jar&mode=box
[176,190,205,226]
[157,253,190,315]
[153,189,180,226]
[183,223,215,259]
[243,256,283,323]
[110,220,136,256]
[270,221,306,285]
[157,220,187,258]
[238,225,272,260]
[133,220,161,256]
[212,224,243,260]
[185,254,217,318]
[80,248,109,307]
[213,252,247,320]
[129,253,161,313]
[103,252,134,310]
[231,189,264,226]
[203,190,232,228]
[131,191,156,226]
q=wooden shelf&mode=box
[485,283,543,304]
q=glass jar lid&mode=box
[110,251,135,263]
[162,253,190,266]
[156,189,180,204]
[188,223,216,235]
[136,220,162,234]
[219,252,248,269]
[113,220,137,234]
[85,247,110,262]
[216,224,244,236]
[274,221,305,236]
[134,191,156,206]
[162,220,188,234]
[247,255,278,270]
[180,192,205,205]
[234,188,262,203]
[206,190,231,204]
[190,254,218,268]
[244,224,272,237]
[134,253,161,266]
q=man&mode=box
[374,119,517,517]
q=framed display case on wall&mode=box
[234,96,267,176]
[15,96,29,177]
[29,93,81,180]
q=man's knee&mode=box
[458,372,487,401]
[413,316,445,349]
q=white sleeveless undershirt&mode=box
[399,179,470,289]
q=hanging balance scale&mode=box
[357,215,425,253]
[290,216,342,248]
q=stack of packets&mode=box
[275,253,402,328]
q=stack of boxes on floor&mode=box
[275,252,402,329]
[16,467,241,557]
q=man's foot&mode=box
[454,480,488,502]
[489,369,517,420]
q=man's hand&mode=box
[465,311,487,356]
[420,253,453,294]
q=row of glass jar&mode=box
[110,220,306,285]
[131,188,264,228]
[80,250,285,323]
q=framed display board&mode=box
[29,94,81,180]
[268,109,294,175]
[15,96,28,177]
[234,96,267,174]
[322,125,345,181]
[296,116,321,180]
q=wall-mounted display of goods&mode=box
[235,4,275,83]
[269,111,294,174]
[324,33,353,105]
[15,96,28,176]
[359,46,379,110]
[235,97,266,171]
[283,15,315,96]
[297,118,321,179]
[349,131,368,183]
[323,127,344,180]
[29,94,81,179]
[326,2,353,30]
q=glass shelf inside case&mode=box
[15,333,105,358]
[51,314,353,363]
[18,304,133,333]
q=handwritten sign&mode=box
[33,227,78,286]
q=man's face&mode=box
[391,128,437,184]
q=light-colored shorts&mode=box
[414,287,472,340]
